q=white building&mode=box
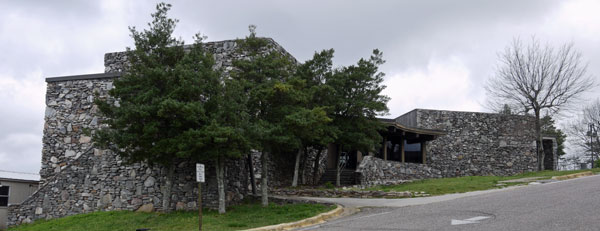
[0,170,39,229]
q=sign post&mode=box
[196,164,205,231]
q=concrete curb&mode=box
[552,171,594,180]
[243,204,345,231]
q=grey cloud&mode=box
[1,0,599,173]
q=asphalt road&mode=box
[299,175,600,231]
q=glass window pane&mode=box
[0,186,8,196]
[404,141,421,151]
[404,140,422,163]
[0,196,7,206]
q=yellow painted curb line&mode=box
[243,204,345,231]
[551,171,594,180]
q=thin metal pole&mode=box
[590,124,594,169]
[595,124,600,169]
[198,182,202,231]
[591,124,596,169]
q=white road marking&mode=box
[465,216,491,221]
[352,211,393,220]
[451,216,491,225]
[451,219,479,225]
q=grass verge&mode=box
[9,201,335,231]
[367,168,600,196]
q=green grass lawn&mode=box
[367,168,600,196]
[9,201,335,231]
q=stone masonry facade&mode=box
[8,38,301,226]
[414,109,538,177]
[357,109,539,185]
[357,156,442,186]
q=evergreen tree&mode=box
[287,49,338,187]
[233,26,297,206]
[499,104,513,115]
[327,49,390,186]
[176,40,251,213]
[95,3,249,213]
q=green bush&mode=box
[324,181,334,189]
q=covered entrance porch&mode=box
[375,119,444,164]
[321,119,445,185]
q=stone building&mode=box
[349,109,556,185]
[8,38,308,226]
[8,38,556,226]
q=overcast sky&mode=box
[1,0,599,174]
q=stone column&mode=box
[357,151,363,164]
[421,142,427,164]
[383,136,388,161]
[401,137,405,163]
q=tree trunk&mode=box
[535,110,545,171]
[247,154,257,195]
[261,151,269,207]
[162,164,175,212]
[300,146,308,185]
[336,165,341,187]
[312,147,323,185]
[292,147,303,187]
[216,156,226,214]
[592,134,600,168]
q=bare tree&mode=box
[564,155,582,170]
[566,99,600,162]
[485,37,594,171]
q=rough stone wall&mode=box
[10,38,295,226]
[414,109,537,177]
[39,79,110,182]
[10,77,249,226]
[298,148,328,185]
[104,38,296,74]
[356,110,537,185]
[356,156,442,186]
[9,149,247,226]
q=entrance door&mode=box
[543,139,555,170]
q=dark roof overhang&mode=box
[0,177,40,184]
[378,118,446,143]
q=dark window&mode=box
[404,140,422,163]
[0,186,8,206]
[0,186,8,195]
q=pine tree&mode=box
[175,39,251,213]
[95,3,249,213]
[288,49,339,186]
[232,26,297,206]
[327,49,390,186]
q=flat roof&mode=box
[45,72,122,82]
[378,118,446,136]
[0,170,40,183]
